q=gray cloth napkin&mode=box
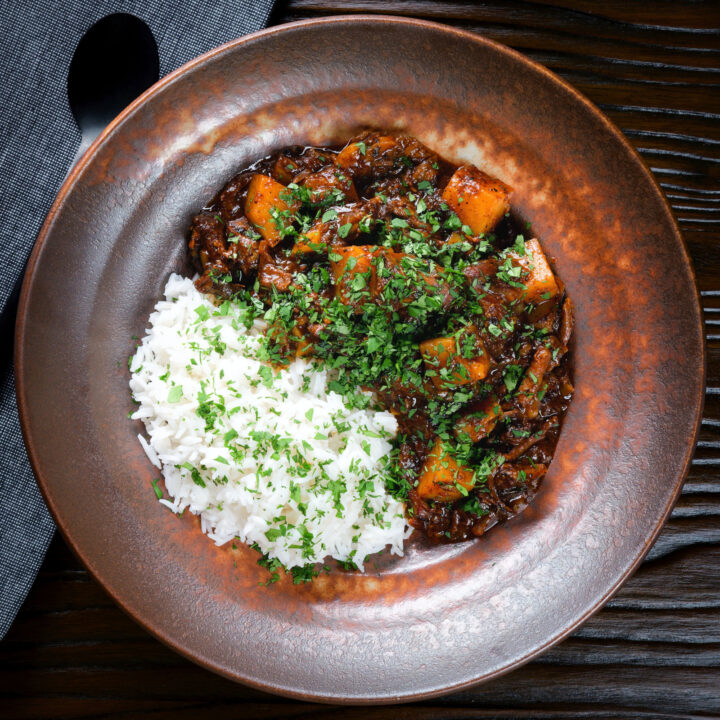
[0,0,276,639]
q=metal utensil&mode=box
[67,13,159,166]
[1,13,159,344]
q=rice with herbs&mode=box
[129,274,411,572]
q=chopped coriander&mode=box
[503,365,524,392]
[136,132,574,583]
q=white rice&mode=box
[129,274,411,571]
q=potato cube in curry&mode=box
[329,246,380,305]
[508,238,559,304]
[419,326,490,389]
[417,439,476,502]
[375,251,447,309]
[455,395,502,443]
[187,132,574,547]
[441,165,511,236]
[244,174,297,245]
[291,223,327,258]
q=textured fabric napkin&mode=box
[0,0,276,639]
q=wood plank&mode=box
[4,2,719,717]
[532,0,720,30]
[2,700,713,720]
[610,545,720,609]
[450,666,720,714]
[282,0,720,49]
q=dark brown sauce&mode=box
[187,129,574,544]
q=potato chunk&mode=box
[329,246,454,317]
[244,174,297,245]
[507,238,559,304]
[329,245,380,306]
[291,223,327,258]
[375,251,453,314]
[266,322,313,362]
[441,165,511,235]
[417,439,476,502]
[419,326,490,389]
[455,395,502,442]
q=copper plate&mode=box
[15,16,705,703]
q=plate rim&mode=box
[15,14,706,704]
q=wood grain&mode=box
[2,1,718,717]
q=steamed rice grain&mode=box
[129,274,411,570]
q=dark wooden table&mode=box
[3,2,719,717]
